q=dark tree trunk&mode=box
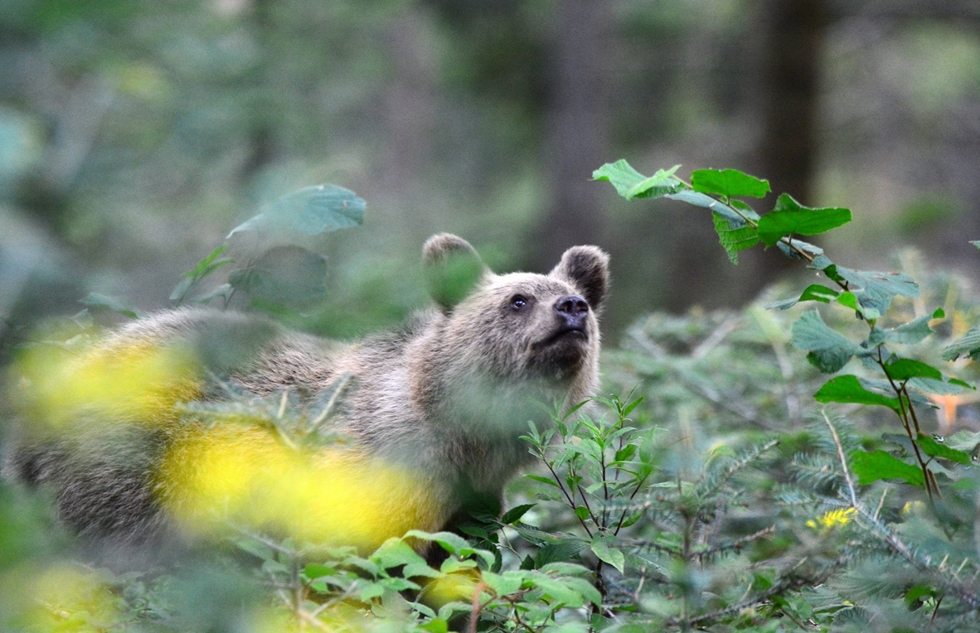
[756,0,827,206]
[532,0,613,269]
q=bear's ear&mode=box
[423,233,487,311]
[550,245,610,311]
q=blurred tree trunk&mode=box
[756,0,827,206]
[531,0,612,269]
[240,0,278,184]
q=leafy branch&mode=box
[595,160,976,500]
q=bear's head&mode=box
[422,234,609,409]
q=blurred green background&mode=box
[2,0,980,341]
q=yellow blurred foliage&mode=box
[418,567,483,609]
[11,564,123,632]
[160,425,444,552]
[14,339,203,428]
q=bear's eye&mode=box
[510,295,529,311]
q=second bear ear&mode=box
[550,245,610,311]
[423,233,487,311]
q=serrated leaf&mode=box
[712,211,759,264]
[814,375,901,413]
[691,168,771,198]
[943,325,980,361]
[756,194,851,247]
[626,165,683,199]
[592,160,682,199]
[851,450,925,487]
[591,536,625,574]
[916,434,972,465]
[834,267,919,315]
[228,184,365,242]
[790,310,858,373]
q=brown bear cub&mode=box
[3,234,609,555]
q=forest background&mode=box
[2,0,980,340]
[4,1,980,630]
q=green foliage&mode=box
[8,162,980,631]
[598,159,980,630]
[171,183,364,312]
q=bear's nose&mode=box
[555,295,589,329]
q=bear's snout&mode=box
[554,295,589,331]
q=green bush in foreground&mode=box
[3,165,980,631]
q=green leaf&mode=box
[500,504,535,525]
[525,474,559,488]
[790,310,858,373]
[943,325,980,361]
[767,284,838,310]
[711,212,759,264]
[228,184,365,241]
[885,314,935,345]
[370,538,429,570]
[229,245,327,310]
[592,160,682,199]
[886,359,942,382]
[756,194,852,247]
[835,267,919,315]
[78,292,145,319]
[481,571,525,597]
[851,450,925,487]
[170,244,235,304]
[664,188,756,224]
[814,375,901,413]
[691,168,770,198]
[837,291,880,321]
[917,434,972,465]
[590,536,625,574]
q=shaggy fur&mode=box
[3,234,609,551]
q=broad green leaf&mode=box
[627,165,683,199]
[591,536,625,574]
[885,314,935,345]
[943,325,980,361]
[500,503,536,525]
[79,292,145,319]
[834,267,919,315]
[790,310,858,373]
[228,184,365,240]
[885,359,942,382]
[836,292,880,321]
[371,538,428,570]
[592,160,682,199]
[691,168,770,198]
[756,194,852,247]
[228,245,327,309]
[768,284,838,310]
[481,571,525,597]
[814,375,901,413]
[851,450,925,487]
[711,212,759,264]
[917,434,972,465]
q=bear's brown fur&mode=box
[3,234,609,553]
